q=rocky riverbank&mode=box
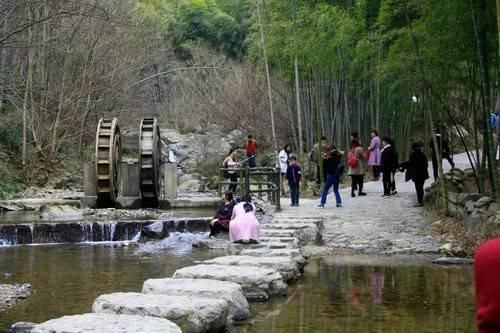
[0,284,31,313]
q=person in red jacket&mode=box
[244,135,257,168]
[475,237,500,333]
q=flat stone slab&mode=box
[173,264,287,301]
[432,257,474,265]
[31,313,181,333]
[239,248,307,268]
[142,278,250,320]
[260,236,299,244]
[260,229,296,237]
[200,255,300,281]
[93,292,227,333]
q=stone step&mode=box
[92,292,227,333]
[172,264,287,301]
[142,278,250,321]
[260,236,299,244]
[260,229,296,238]
[261,223,313,230]
[199,255,301,281]
[238,248,307,268]
[31,313,181,333]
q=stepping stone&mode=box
[200,255,300,281]
[239,248,307,268]
[142,278,250,320]
[92,292,227,333]
[260,236,299,245]
[432,257,474,265]
[261,223,314,230]
[260,229,296,237]
[173,264,287,301]
[31,313,181,333]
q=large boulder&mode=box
[142,278,250,320]
[92,292,227,333]
[173,264,287,301]
[200,255,300,281]
[31,313,181,333]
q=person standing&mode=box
[223,148,239,193]
[310,136,330,184]
[399,141,429,207]
[347,139,367,197]
[244,135,257,168]
[389,138,399,195]
[474,237,500,333]
[279,144,292,195]
[367,129,381,181]
[317,146,344,208]
[429,128,455,180]
[286,155,302,206]
[380,137,396,197]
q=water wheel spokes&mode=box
[139,117,162,208]
[95,117,121,207]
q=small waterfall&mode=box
[109,222,117,241]
[29,224,34,243]
[131,231,141,242]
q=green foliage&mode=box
[0,108,23,155]
[0,152,24,199]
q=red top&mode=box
[246,139,256,154]
[475,237,500,333]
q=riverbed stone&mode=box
[432,257,474,265]
[172,264,287,300]
[92,292,227,333]
[142,278,250,320]
[200,255,301,281]
[31,313,181,333]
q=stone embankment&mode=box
[10,214,323,333]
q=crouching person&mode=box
[229,202,260,244]
[209,191,235,237]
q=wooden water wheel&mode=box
[95,117,121,207]
[139,117,162,208]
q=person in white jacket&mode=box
[278,144,292,195]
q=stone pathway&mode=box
[278,152,473,255]
[18,215,322,333]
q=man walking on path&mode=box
[380,137,396,197]
[317,146,344,208]
[310,136,330,185]
[429,128,454,180]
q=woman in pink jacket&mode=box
[229,202,260,244]
[368,129,381,181]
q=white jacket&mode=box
[279,149,289,173]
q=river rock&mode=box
[92,292,227,333]
[8,322,36,333]
[200,255,301,281]
[173,264,287,300]
[432,257,474,265]
[31,313,181,333]
[474,196,494,208]
[139,221,168,242]
[39,205,82,221]
[142,278,250,320]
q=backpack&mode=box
[347,149,359,168]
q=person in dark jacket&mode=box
[317,146,344,208]
[399,141,429,207]
[208,191,235,237]
[475,237,500,333]
[286,155,302,206]
[389,138,399,195]
[380,137,396,197]
[429,128,455,180]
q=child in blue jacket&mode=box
[286,155,302,206]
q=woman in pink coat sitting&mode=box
[368,129,382,181]
[229,202,260,244]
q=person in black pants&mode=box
[380,137,396,197]
[399,142,429,207]
[429,130,454,180]
[286,155,302,206]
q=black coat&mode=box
[381,145,397,173]
[323,150,343,176]
[214,201,235,220]
[399,150,429,183]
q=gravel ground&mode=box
[0,283,31,312]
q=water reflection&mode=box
[239,256,475,333]
[0,243,221,331]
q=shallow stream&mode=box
[0,241,475,332]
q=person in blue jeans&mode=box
[317,146,344,208]
[286,155,301,206]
